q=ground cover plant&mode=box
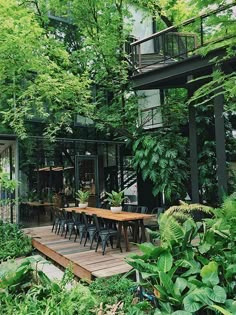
[0,257,141,315]
[89,274,137,313]
[0,258,96,315]
[0,221,32,261]
[127,194,236,314]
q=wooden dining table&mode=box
[65,206,155,251]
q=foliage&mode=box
[0,258,97,315]
[132,133,189,203]
[76,190,90,203]
[0,221,32,260]
[0,167,18,207]
[126,195,236,314]
[131,0,199,28]
[89,275,136,313]
[1,0,234,206]
[19,0,139,140]
[0,171,17,193]
[0,259,33,293]
[0,259,137,315]
[106,190,125,207]
[0,0,91,139]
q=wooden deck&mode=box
[23,226,141,281]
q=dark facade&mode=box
[130,3,236,204]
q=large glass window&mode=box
[18,137,125,226]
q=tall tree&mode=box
[0,0,91,139]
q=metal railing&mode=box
[140,106,162,129]
[131,3,236,73]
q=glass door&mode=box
[75,156,99,207]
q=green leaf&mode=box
[135,243,164,259]
[225,299,236,313]
[172,312,193,315]
[140,272,157,280]
[209,305,233,315]
[154,284,168,299]
[225,264,236,280]
[200,261,219,286]
[157,250,173,272]
[183,288,212,312]
[174,277,188,296]
[183,295,203,313]
[208,285,226,303]
[198,242,211,254]
[159,271,174,295]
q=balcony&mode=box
[130,3,236,89]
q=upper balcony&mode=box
[130,3,236,90]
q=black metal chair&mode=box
[51,207,60,232]
[56,209,73,236]
[151,207,165,216]
[92,214,122,255]
[64,211,85,241]
[80,212,97,247]
[51,207,65,233]
[137,206,148,214]
[143,207,165,237]
[125,206,148,242]
[123,204,138,213]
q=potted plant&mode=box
[106,190,125,213]
[76,190,90,208]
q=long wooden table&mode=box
[65,207,154,251]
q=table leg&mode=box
[116,222,122,248]
[122,222,130,252]
[140,219,146,243]
[116,222,130,251]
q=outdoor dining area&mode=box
[51,205,162,254]
[23,204,163,280]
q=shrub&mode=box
[0,258,97,315]
[89,275,136,312]
[126,195,236,314]
[0,221,32,260]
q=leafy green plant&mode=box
[76,190,90,203]
[0,221,32,260]
[0,258,97,315]
[89,275,136,313]
[132,133,189,203]
[126,196,236,314]
[106,190,125,207]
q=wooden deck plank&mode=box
[32,239,92,280]
[82,259,127,271]
[92,264,133,278]
[24,226,138,280]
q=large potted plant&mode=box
[76,190,90,209]
[106,190,125,213]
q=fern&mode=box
[221,193,236,221]
[159,201,213,248]
[166,202,213,216]
[159,215,184,248]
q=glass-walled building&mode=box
[18,136,137,227]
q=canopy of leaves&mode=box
[0,0,92,139]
